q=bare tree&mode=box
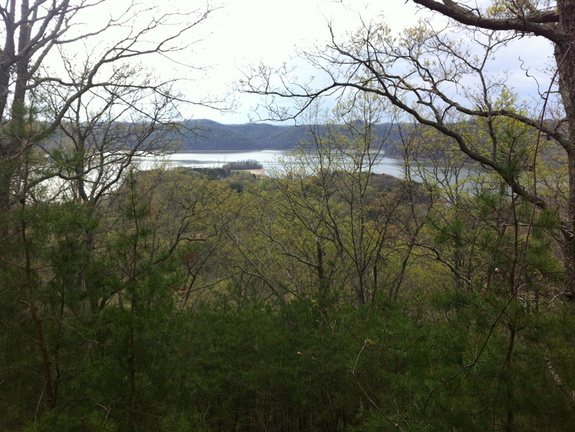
[242,0,575,296]
[0,0,217,414]
[37,61,180,205]
[0,0,217,212]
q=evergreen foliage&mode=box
[2,1,575,431]
[2,155,575,431]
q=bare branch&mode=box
[411,0,562,42]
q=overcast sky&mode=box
[97,0,553,124]
[178,0,429,123]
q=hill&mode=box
[175,119,404,156]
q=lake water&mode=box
[138,150,405,177]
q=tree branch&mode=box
[411,0,562,43]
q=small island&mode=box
[222,159,265,175]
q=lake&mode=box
[138,150,405,177]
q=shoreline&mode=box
[172,149,280,154]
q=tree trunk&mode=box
[555,0,575,295]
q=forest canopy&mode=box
[1,1,575,431]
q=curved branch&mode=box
[411,0,563,43]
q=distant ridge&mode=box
[174,119,403,156]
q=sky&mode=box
[173,0,430,123]
[79,0,554,124]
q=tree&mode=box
[241,1,575,429]
[0,0,215,213]
[0,0,218,425]
[230,98,427,306]
[243,0,575,296]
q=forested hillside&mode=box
[179,119,404,154]
[2,1,575,432]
